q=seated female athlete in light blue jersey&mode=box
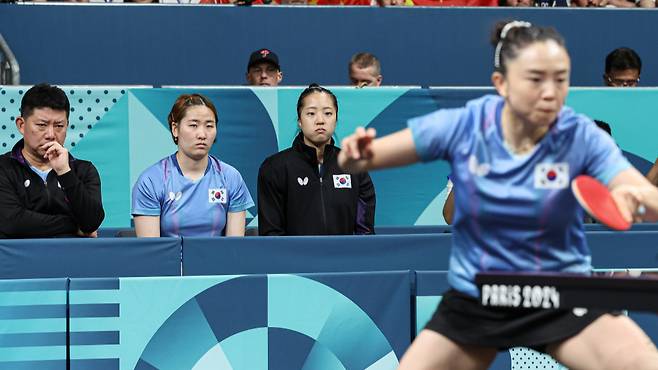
[132,94,254,237]
[339,21,658,370]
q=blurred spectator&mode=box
[500,0,568,6]
[246,49,283,86]
[500,0,532,5]
[604,47,642,86]
[349,52,383,87]
[534,0,569,5]
[410,0,496,5]
[378,0,406,5]
[572,0,653,6]
[198,0,272,4]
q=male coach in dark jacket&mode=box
[0,84,104,238]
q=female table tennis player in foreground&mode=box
[339,21,658,370]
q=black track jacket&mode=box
[0,139,105,238]
[258,133,375,235]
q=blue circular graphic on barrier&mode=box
[134,275,398,370]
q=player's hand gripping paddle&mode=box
[571,175,631,231]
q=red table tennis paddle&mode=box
[571,175,631,231]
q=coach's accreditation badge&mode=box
[333,174,352,189]
[534,162,569,189]
[208,188,227,204]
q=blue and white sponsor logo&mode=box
[168,191,183,202]
[468,155,490,177]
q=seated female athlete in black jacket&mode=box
[257,84,376,236]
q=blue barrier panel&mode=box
[0,238,181,279]
[375,223,658,234]
[69,278,121,370]
[585,223,658,232]
[2,5,658,87]
[182,234,453,275]
[0,278,68,370]
[97,223,658,237]
[588,231,658,269]
[375,225,452,234]
[69,272,410,370]
[0,230,654,279]
[97,228,133,238]
[630,312,658,349]
[184,232,658,276]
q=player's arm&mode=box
[609,167,658,222]
[225,211,246,236]
[134,216,161,237]
[338,127,419,173]
[131,170,165,238]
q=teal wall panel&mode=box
[0,86,654,228]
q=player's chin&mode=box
[187,150,209,161]
[532,113,558,127]
[313,133,332,143]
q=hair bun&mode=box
[491,20,531,47]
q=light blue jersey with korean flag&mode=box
[409,95,631,297]
[132,154,254,237]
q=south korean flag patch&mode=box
[209,188,227,204]
[534,163,569,189]
[333,174,352,189]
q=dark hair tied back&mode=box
[491,20,566,75]
[296,83,339,121]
